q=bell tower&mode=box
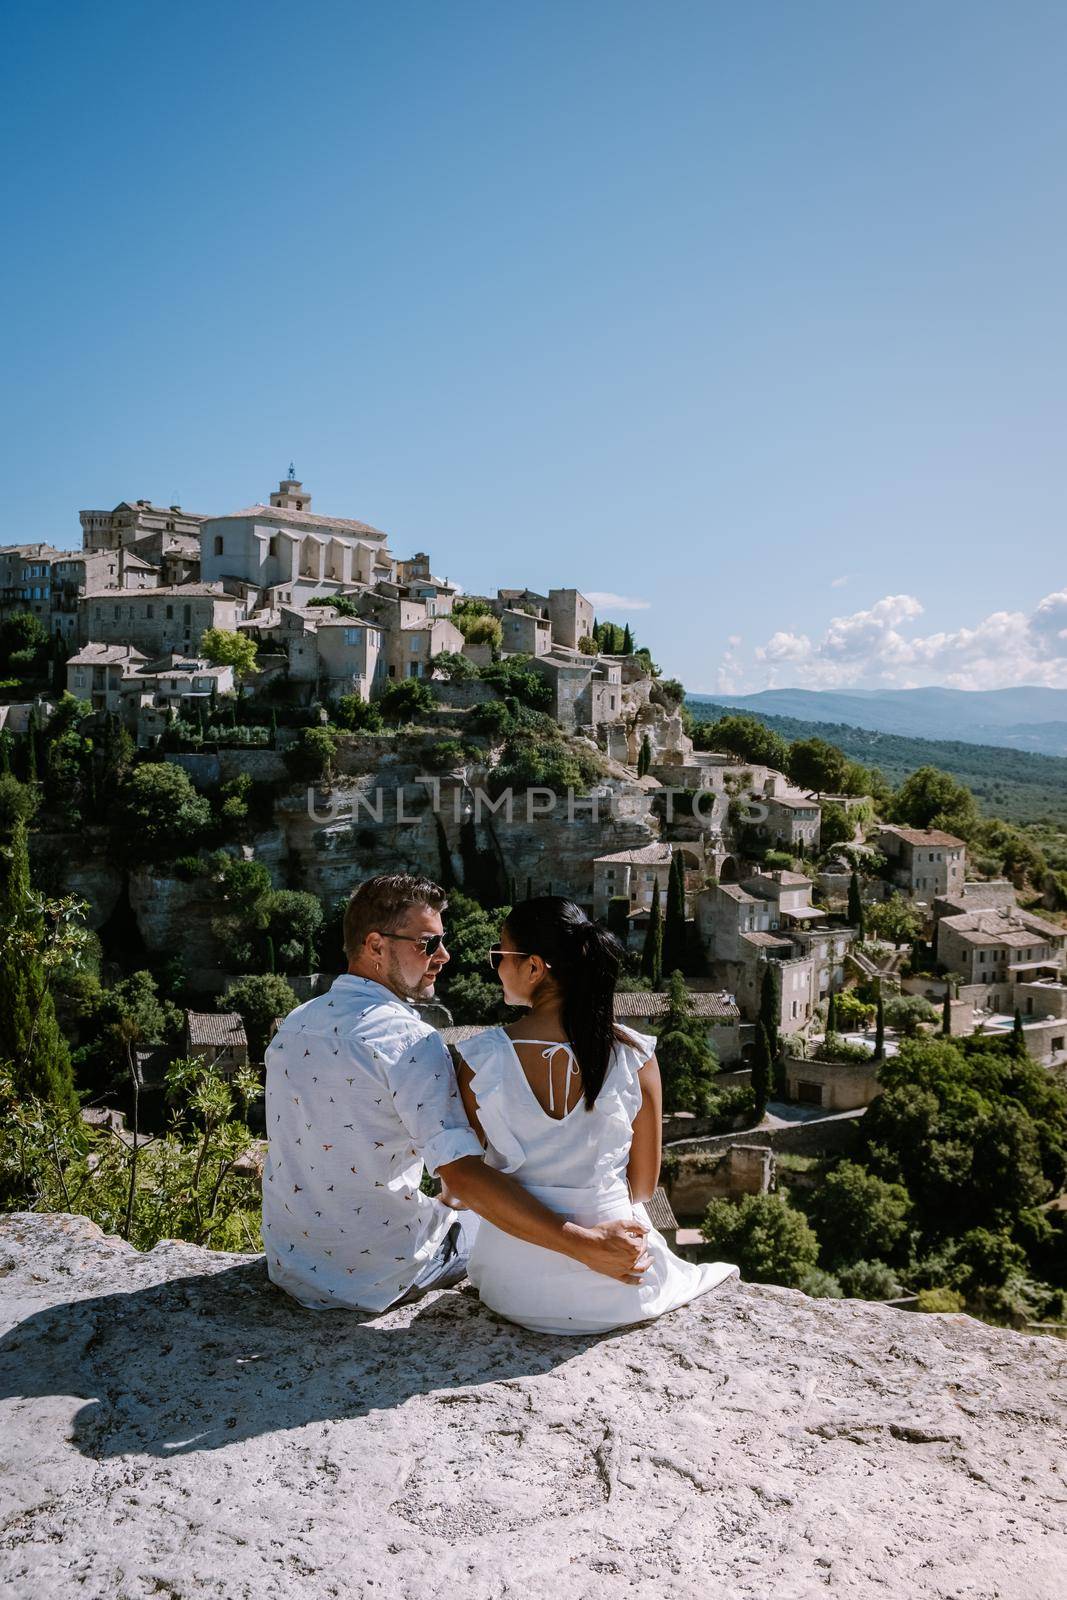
[270,463,311,513]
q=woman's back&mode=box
[456,1024,650,1192]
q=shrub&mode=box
[283,726,338,782]
[883,994,939,1037]
[117,763,212,861]
[915,1287,965,1313]
[796,1266,843,1299]
[331,694,384,732]
[700,1192,820,1287]
[378,678,436,725]
[422,738,467,773]
[805,1160,911,1267]
[835,1259,904,1299]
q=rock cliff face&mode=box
[1,1213,1064,1599]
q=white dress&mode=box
[458,1025,740,1335]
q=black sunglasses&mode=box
[381,932,445,958]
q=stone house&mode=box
[612,988,742,1063]
[0,543,67,624]
[593,841,704,921]
[936,906,1067,1015]
[118,654,236,743]
[785,1053,882,1112]
[547,588,595,650]
[78,583,241,656]
[529,652,623,732]
[184,1011,249,1076]
[757,792,822,852]
[66,643,149,712]
[313,617,388,699]
[875,826,966,901]
[933,879,1017,920]
[500,607,552,656]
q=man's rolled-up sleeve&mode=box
[384,1027,484,1176]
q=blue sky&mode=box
[3,1,1066,693]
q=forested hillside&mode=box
[687,697,1067,825]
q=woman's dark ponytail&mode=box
[502,897,624,1108]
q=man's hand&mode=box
[565,1218,652,1284]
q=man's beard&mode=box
[386,953,439,1002]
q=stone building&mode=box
[936,905,1067,1014]
[757,792,822,852]
[78,583,241,656]
[66,643,149,712]
[199,477,395,603]
[80,500,207,554]
[0,543,67,624]
[593,841,704,921]
[528,652,623,732]
[785,1053,883,1112]
[611,988,742,1063]
[183,1011,249,1076]
[500,607,552,656]
[875,825,966,901]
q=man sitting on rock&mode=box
[262,872,649,1311]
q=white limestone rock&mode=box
[0,1212,1064,1599]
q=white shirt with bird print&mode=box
[262,974,483,1311]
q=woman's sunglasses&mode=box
[487,945,551,972]
[381,932,445,958]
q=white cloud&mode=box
[830,574,849,588]
[730,586,1067,691]
[585,592,651,611]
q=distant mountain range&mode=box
[687,687,1067,758]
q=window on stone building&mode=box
[214,536,224,557]
[166,605,174,620]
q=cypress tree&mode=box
[622,623,633,655]
[656,970,719,1114]
[641,878,663,987]
[662,853,687,977]
[751,1023,772,1122]
[941,986,952,1036]
[847,869,865,937]
[759,965,781,1086]
[637,733,652,778]
[873,991,885,1061]
[825,986,838,1036]
[0,819,77,1112]
[1011,1008,1027,1059]
[24,726,37,786]
[592,617,600,648]
[0,732,9,776]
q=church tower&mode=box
[270,464,311,513]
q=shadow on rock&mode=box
[0,1259,608,1460]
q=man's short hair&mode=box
[343,873,448,959]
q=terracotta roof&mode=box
[767,793,820,810]
[613,991,740,1021]
[880,826,966,849]
[67,643,148,666]
[185,1011,248,1049]
[207,504,389,540]
[939,908,1065,944]
[596,844,674,866]
[741,931,795,950]
[81,582,232,600]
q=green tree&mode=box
[890,766,978,840]
[692,714,789,771]
[662,853,687,976]
[864,893,924,946]
[819,802,854,853]
[198,628,260,680]
[0,773,38,836]
[378,678,436,724]
[224,973,300,1062]
[941,987,952,1037]
[0,611,49,672]
[805,1160,912,1268]
[883,994,938,1038]
[283,725,339,783]
[873,990,885,1061]
[331,693,385,731]
[655,970,720,1114]
[621,623,634,655]
[0,821,79,1112]
[787,737,850,794]
[751,1022,772,1120]
[266,889,324,973]
[640,878,663,986]
[847,870,865,937]
[1010,1008,1027,1060]
[636,733,652,778]
[700,1192,820,1287]
[117,763,212,860]
[825,987,838,1035]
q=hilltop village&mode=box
[2,475,1066,1325]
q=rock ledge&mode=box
[1,1213,1065,1599]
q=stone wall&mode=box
[666,1143,774,1215]
[668,1106,866,1160]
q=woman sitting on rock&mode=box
[448,897,739,1335]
